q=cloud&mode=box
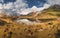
[0,4,3,9]
[19,3,50,15]
[16,19,33,25]
[16,19,40,25]
[0,0,4,2]
[3,3,13,9]
[47,0,60,5]
[0,0,28,16]
[0,0,60,16]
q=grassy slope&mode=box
[0,19,60,38]
[0,5,60,38]
[43,5,60,16]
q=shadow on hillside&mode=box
[0,20,7,26]
[55,30,60,38]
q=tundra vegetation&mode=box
[0,5,60,38]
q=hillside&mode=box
[0,5,60,38]
[42,5,60,16]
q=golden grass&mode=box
[0,11,60,38]
[0,18,59,38]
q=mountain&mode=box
[42,5,60,16]
[0,5,59,38]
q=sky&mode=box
[0,0,60,16]
[25,0,46,8]
[0,0,46,8]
